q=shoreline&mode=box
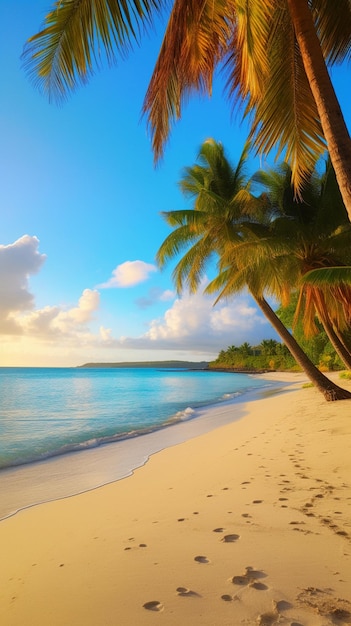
[1,372,351,625]
[0,373,295,521]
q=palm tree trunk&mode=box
[334,327,351,360]
[321,317,351,370]
[253,294,351,401]
[316,298,351,369]
[287,0,351,222]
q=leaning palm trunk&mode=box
[315,308,351,371]
[310,288,351,369]
[287,0,351,221]
[254,295,351,401]
[335,328,351,361]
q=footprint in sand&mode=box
[221,533,240,543]
[232,566,267,587]
[257,599,293,625]
[257,611,278,625]
[213,527,225,533]
[232,575,248,585]
[143,601,164,612]
[221,594,233,602]
[194,555,210,563]
[250,581,268,590]
[176,587,200,597]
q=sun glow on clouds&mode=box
[0,235,46,334]
[98,260,157,288]
[0,235,100,342]
[143,290,268,348]
[21,289,100,337]
[1,236,276,365]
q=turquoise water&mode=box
[0,367,273,470]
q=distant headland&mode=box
[78,360,209,369]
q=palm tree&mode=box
[238,342,253,357]
[251,159,351,368]
[157,139,351,400]
[260,339,279,356]
[24,1,351,219]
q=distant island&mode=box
[78,360,209,369]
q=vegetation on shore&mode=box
[209,337,343,373]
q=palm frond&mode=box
[248,4,326,196]
[224,0,274,103]
[22,0,163,100]
[142,0,234,160]
[205,266,246,304]
[312,0,351,63]
[171,233,216,292]
[301,266,351,286]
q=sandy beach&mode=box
[1,372,351,626]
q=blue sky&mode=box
[0,2,350,366]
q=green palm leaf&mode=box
[22,0,163,100]
[301,266,351,286]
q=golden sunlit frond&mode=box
[224,0,274,104]
[22,0,163,101]
[142,0,234,161]
[248,2,326,196]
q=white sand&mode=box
[1,372,351,625]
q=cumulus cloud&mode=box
[99,326,113,342]
[21,289,100,338]
[0,235,46,333]
[1,237,277,363]
[143,290,269,349]
[98,260,157,288]
[99,289,277,355]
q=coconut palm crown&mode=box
[157,138,351,400]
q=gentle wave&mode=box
[0,392,248,470]
[0,368,272,471]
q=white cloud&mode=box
[159,289,175,302]
[0,235,46,333]
[99,326,113,343]
[143,290,269,349]
[101,289,277,355]
[0,238,278,365]
[55,289,100,328]
[98,260,157,288]
[20,289,100,338]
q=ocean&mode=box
[0,367,284,519]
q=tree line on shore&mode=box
[209,334,343,373]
